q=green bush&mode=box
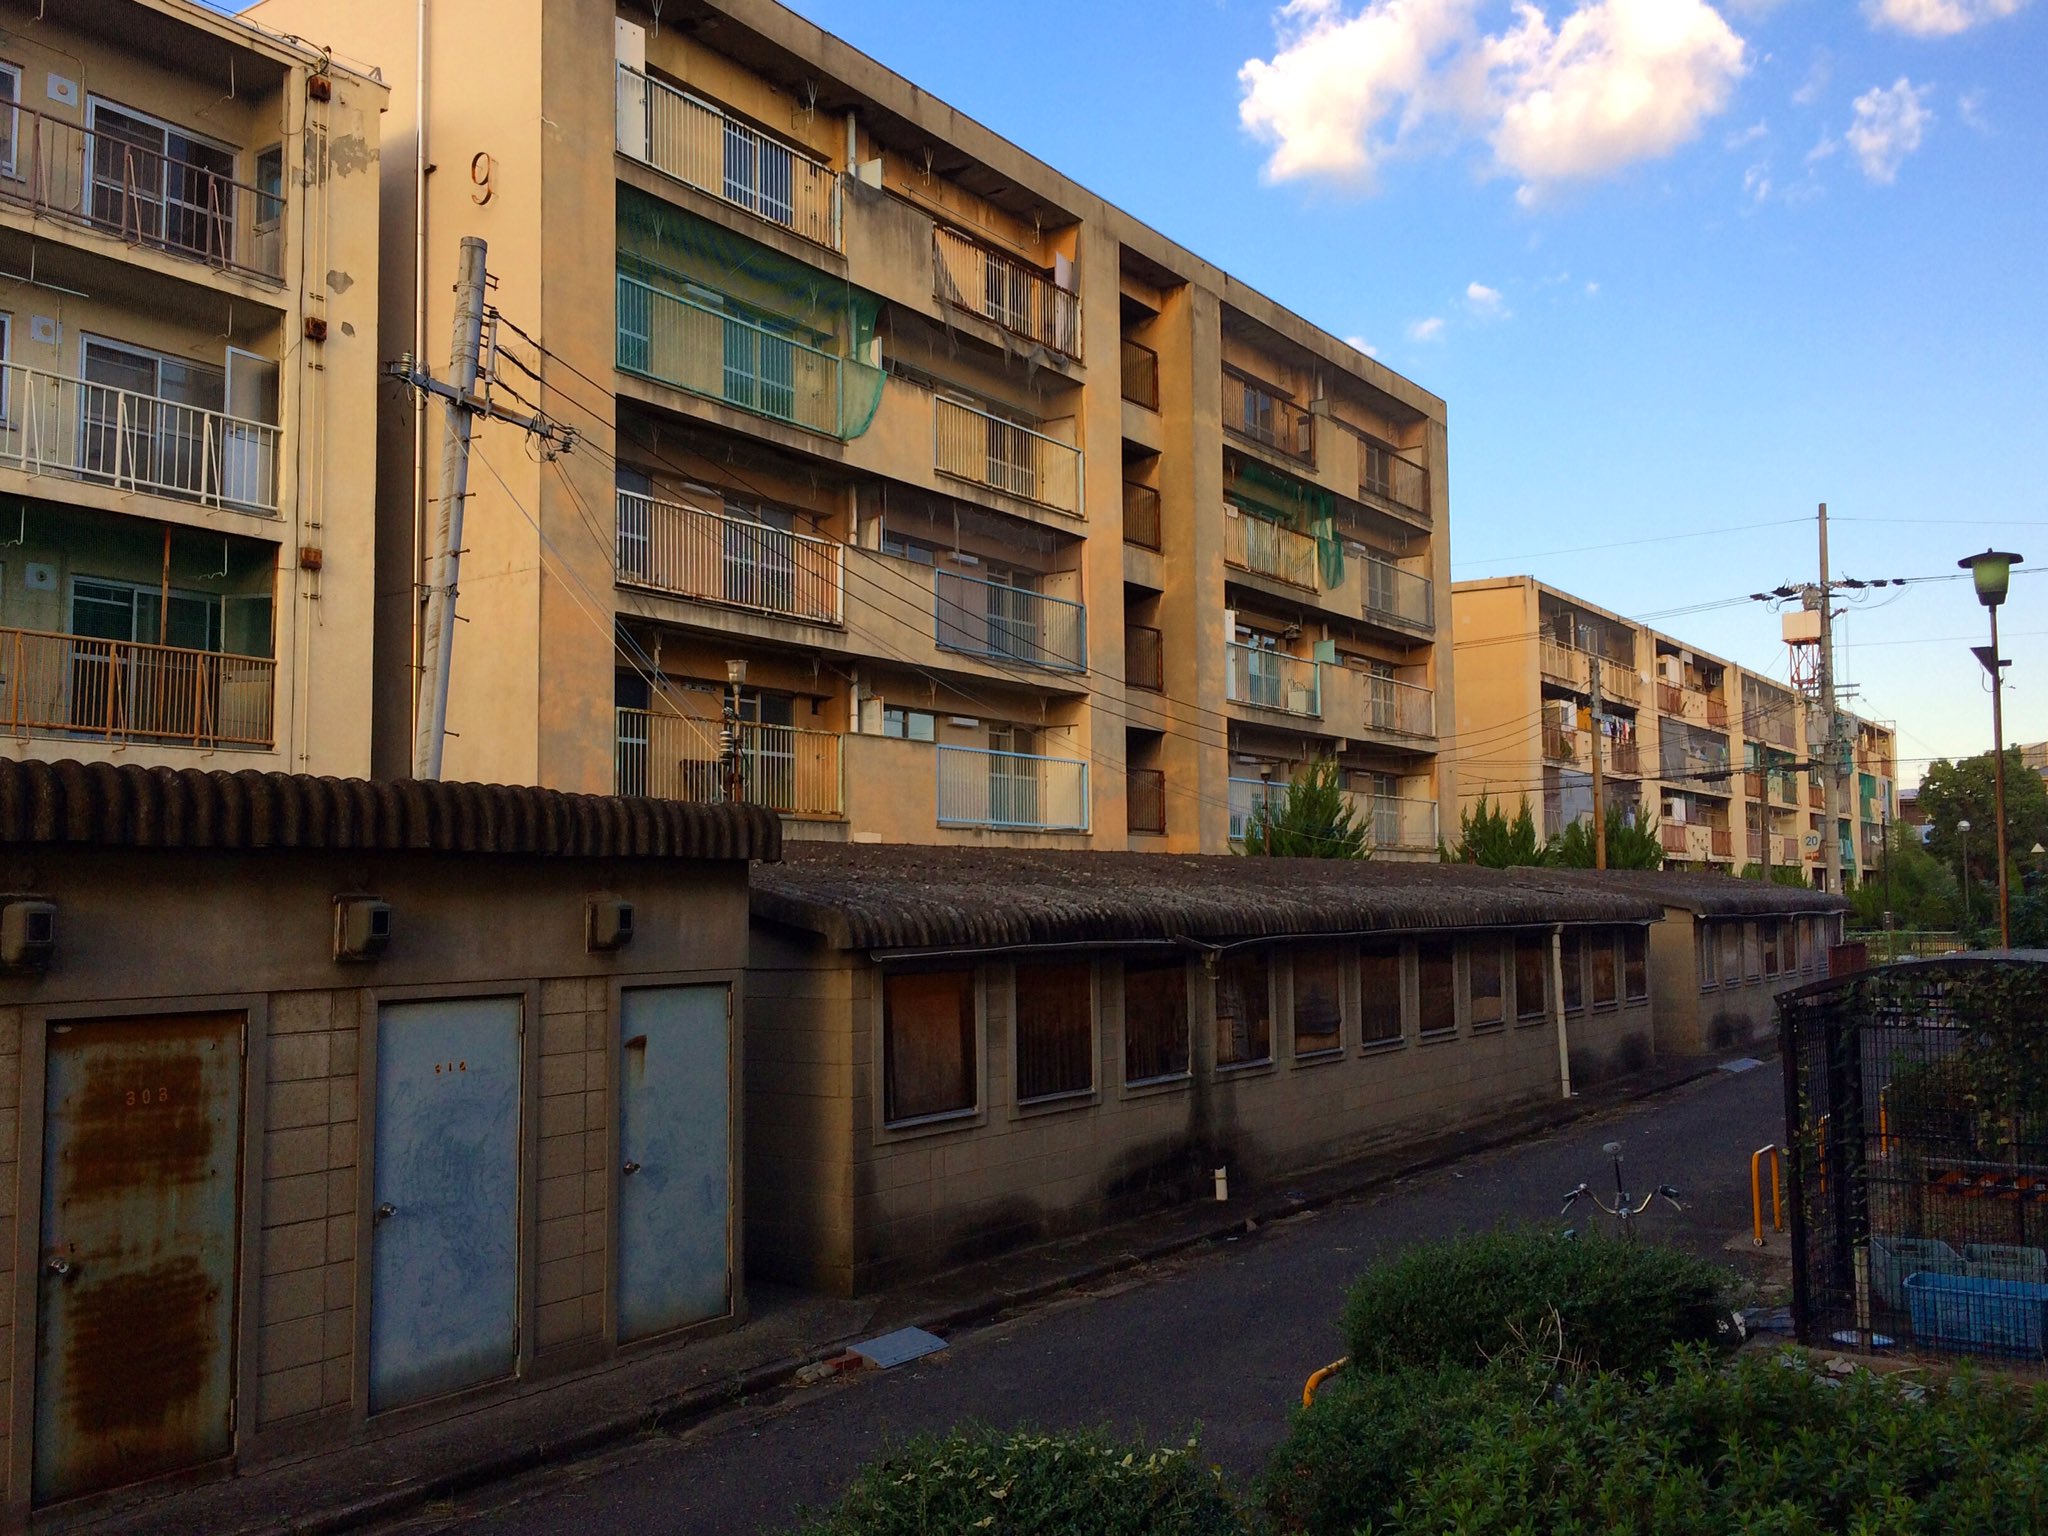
[1339,1229,1734,1378]
[787,1426,1248,1536]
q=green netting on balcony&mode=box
[1226,456,1345,587]
[616,185,884,438]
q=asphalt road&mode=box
[382,1061,1782,1536]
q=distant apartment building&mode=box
[246,0,1454,855]
[1452,576,1896,888]
[0,0,384,775]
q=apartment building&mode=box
[0,0,383,776]
[246,0,1454,855]
[1452,576,1895,888]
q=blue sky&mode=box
[785,0,2047,787]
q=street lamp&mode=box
[1958,818,1973,939]
[1958,549,2022,948]
[722,658,749,804]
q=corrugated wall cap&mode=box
[1516,867,1852,917]
[0,760,781,863]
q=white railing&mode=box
[1225,642,1320,717]
[0,360,279,513]
[1359,555,1433,631]
[615,489,842,625]
[0,624,274,748]
[1366,794,1438,852]
[935,744,1089,831]
[933,570,1086,673]
[933,395,1082,517]
[614,706,844,818]
[1362,675,1435,738]
[1228,775,1283,841]
[615,64,841,250]
[932,227,1080,358]
[1224,510,1318,589]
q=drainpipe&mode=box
[410,0,431,748]
[1551,924,1573,1100]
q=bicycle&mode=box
[1560,1141,1682,1240]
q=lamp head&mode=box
[1959,549,2022,609]
[725,658,749,687]
[1959,819,1972,833]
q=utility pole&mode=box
[1817,502,1844,896]
[1588,654,1607,869]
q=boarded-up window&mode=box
[1720,922,1742,985]
[1744,921,1762,981]
[1624,928,1649,1000]
[1418,939,1456,1036]
[1698,927,1716,991]
[1215,950,1272,1067]
[1589,932,1619,1007]
[1761,918,1781,977]
[1515,934,1549,1021]
[1468,941,1504,1030]
[1562,933,1585,1013]
[1015,960,1093,1102]
[1293,946,1344,1057]
[1360,944,1403,1046]
[1124,957,1189,1083]
[883,969,976,1124]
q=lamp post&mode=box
[722,658,749,804]
[1958,549,2022,949]
[1958,818,1973,940]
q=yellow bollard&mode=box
[1302,1356,1350,1408]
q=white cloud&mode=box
[1742,161,1771,202]
[1725,118,1768,148]
[1343,333,1382,356]
[1958,90,1992,132]
[1238,0,1749,200]
[1465,280,1509,316]
[1846,77,1932,182]
[1584,279,1601,293]
[1408,315,1447,340]
[1864,0,2030,36]
[1805,131,1840,163]
[1792,49,1832,107]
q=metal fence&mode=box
[1364,674,1434,738]
[1359,555,1433,631]
[932,570,1085,673]
[1124,624,1163,693]
[614,489,842,624]
[935,744,1088,831]
[616,274,852,437]
[613,706,844,817]
[1225,642,1320,717]
[1783,956,2048,1360]
[1120,338,1159,409]
[932,228,1079,358]
[1122,482,1161,550]
[0,625,274,748]
[1223,510,1318,589]
[1223,373,1313,462]
[1127,767,1166,836]
[1358,440,1428,520]
[932,396,1082,517]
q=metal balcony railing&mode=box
[1543,722,1579,763]
[1661,823,1689,855]
[0,360,280,513]
[1127,767,1166,836]
[0,625,274,748]
[617,274,868,438]
[933,228,1079,358]
[933,396,1082,517]
[1539,638,1583,685]
[1227,776,1283,841]
[1360,555,1434,631]
[615,489,843,625]
[615,65,840,249]
[613,706,844,818]
[1710,825,1734,859]
[1744,770,1766,800]
[1122,482,1161,550]
[1656,681,1684,716]
[1601,665,1640,705]
[1120,338,1159,409]
[1125,624,1164,693]
[935,744,1089,831]
[1363,674,1435,738]
[1223,374,1312,462]
[1365,794,1438,853]
[1359,440,1428,520]
[1225,642,1320,717]
[1608,741,1642,776]
[933,570,1085,673]
[1223,510,1317,589]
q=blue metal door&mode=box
[369,998,522,1412]
[617,985,731,1341]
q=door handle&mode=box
[45,1257,72,1278]
[622,1161,641,1176]
[374,1202,397,1225]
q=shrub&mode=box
[1339,1229,1734,1378]
[787,1425,1248,1536]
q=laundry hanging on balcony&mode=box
[1226,456,1345,588]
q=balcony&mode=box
[0,105,284,284]
[1744,770,1766,800]
[933,228,1079,359]
[1120,339,1159,409]
[1225,642,1320,717]
[1710,825,1733,860]
[1656,680,1683,716]
[1540,639,1588,689]
[1128,767,1166,837]
[614,707,844,818]
[1364,794,1439,854]
[616,274,875,439]
[1808,782,1826,809]
[1661,823,1688,856]
[615,490,842,625]
[933,570,1085,674]
[1601,665,1640,705]
[1227,776,1282,841]
[615,65,840,250]
[1125,624,1164,692]
[936,744,1089,832]
[933,396,1082,517]
[1223,510,1317,589]
[1359,555,1434,632]
[1361,675,1435,739]
[1749,831,1803,865]
[1609,741,1642,777]
[0,625,274,749]
[1358,441,1429,522]
[0,361,279,514]
[1123,482,1161,550]
[1223,374,1312,463]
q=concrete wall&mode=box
[1656,909,1838,1056]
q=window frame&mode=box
[1213,947,1274,1072]
[1466,938,1505,1033]
[1623,927,1650,1003]
[254,143,284,231]
[1121,953,1191,1090]
[1698,924,1717,992]
[879,965,982,1132]
[1416,937,1457,1041]
[1561,932,1585,1014]
[1290,943,1347,1063]
[881,704,937,743]
[1357,940,1406,1051]
[1011,956,1097,1110]
[1745,920,1764,982]
[0,62,19,182]
[1514,932,1550,1024]
[1588,930,1620,1011]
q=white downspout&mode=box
[1551,925,1573,1100]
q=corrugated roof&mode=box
[751,844,1666,951]
[1516,867,1850,918]
[0,760,780,862]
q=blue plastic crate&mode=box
[1903,1271,2048,1358]
[1870,1236,1964,1313]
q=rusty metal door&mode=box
[368,997,521,1413]
[616,985,731,1341]
[33,1013,243,1505]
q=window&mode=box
[1720,922,1743,986]
[1292,946,1345,1058]
[1624,929,1649,1002]
[70,576,223,651]
[79,335,228,500]
[1014,960,1093,1103]
[1214,950,1272,1068]
[1417,939,1456,1037]
[880,528,940,565]
[1359,943,1403,1047]
[1761,919,1781,977]
[1589,933,1619,1009]
[1514,934,1549,1023]
[720,113,797,228]
[1123,956,1189,1084]
[882,706,936,742]
[1468,941,1504,1031]
[1745,922,1763,981]
[0,311,10,425]
[1562,933,1585,1013]
[0,64,18,180]
[255,145,284,230]
[1698,927,1716,992]
[882,969,976,1125]
[86,99,238,263]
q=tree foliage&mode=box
[1449,793,1546,867]
[1240,759,1368,859]
[1550,805,1666,870]
[1847,823,1960,932]
[1918,749,2048,918]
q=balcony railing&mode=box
[1128,767,1166,836]
[1602,666,1640,705]
[1125,624,1164,693]
[933,396,1082,517]
[615,489,842,625]
[1227,776,1282,841]
[617,274,870,438]
[614,707,844,818]
[1609,741,1642,777]
[936,744,1089,832]
[1710,825,1733,859]
[1223,374,1312,462]
[1744,770,1766,800]
[934,570,1085,674]
[1223,510,1317,589]
[0,625,274,749]
[1365,794,1438,853]
[1362,675,1435,738]
[933,228,1079,358]
[0,104,284,282]
[1359,441,1428,520]
[1656,681,1684,716]
[1543,722,1579,763]
[0,360,279,513]
[1120,338,1159,409]
[1809,781,1826,809]
[1360,555,1434,631]
[615,65,840,249]
[1123,482,1161,550]
[1661,823,1689,855]
[1225,642,1320,717]
[1706,697,1729,729]
[1540,638,1584,686]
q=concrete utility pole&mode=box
[1817,502,1844,896]
[1589,654,1607,870]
